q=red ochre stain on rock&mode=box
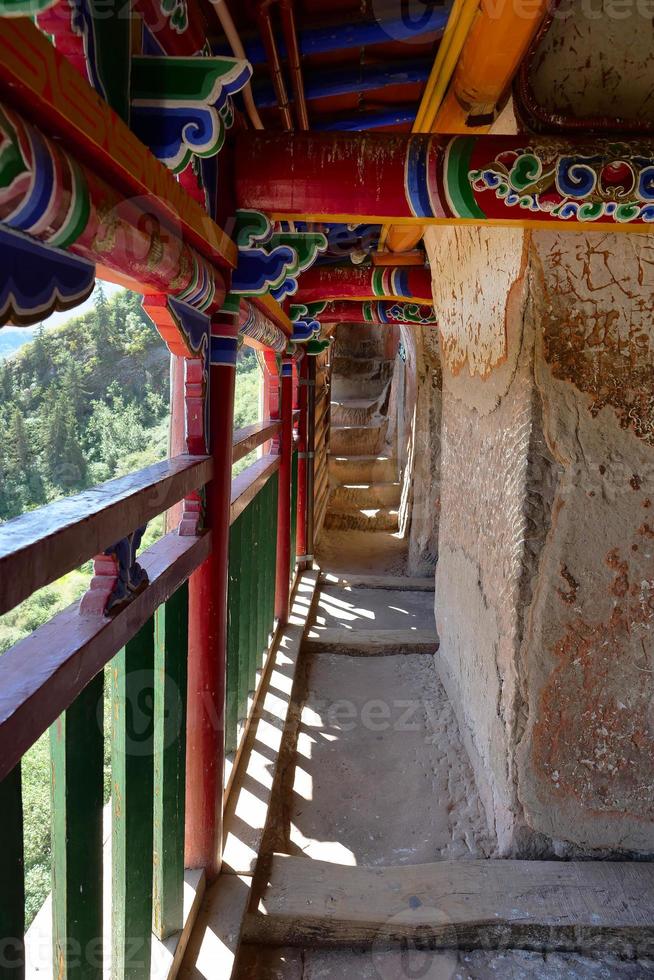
[533,543,654,819]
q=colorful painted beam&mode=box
[315,301,437,326]
[238,301,288,353]
[0,18,236,269]
[131,57,252,173]
[291,264,433,304]
[231,210,328,302]
[0,103,224,312]
[235,132,654,231]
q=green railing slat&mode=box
[50,675,104,980]
[226,519,242,755]
[270,473,279,635]
[112,619,155,980]
[290,449,298,579]
[248,495,259,695]
[0,765,25,979]
[153,584,188,941]
[237,504,252,727]
[258,488,268,667]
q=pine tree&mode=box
[93,281,112,350]
[0,361,14,404]
[8,407,45,505]
[29,323,50,385]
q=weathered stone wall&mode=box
[424,225,654,855]
[399,325,442,575]
[518,232,654,851]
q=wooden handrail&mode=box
[0,454,212,616]
[230,454,280,525]
[0,530,211,782]
[232,420,281,463]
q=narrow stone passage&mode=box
[320,323,407,574]
[234,570,654,979]
[232,322,654,980]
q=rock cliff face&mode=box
[424,225,654,855]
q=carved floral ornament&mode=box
[468,142,654,224]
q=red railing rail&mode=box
[0,455,213,617]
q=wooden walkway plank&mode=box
[153,585,188,941]
[50,676,104,979]
[246,854,654,955]
[304,628,438,655]
[222,572,319,876]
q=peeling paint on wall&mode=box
[425,225,527,380]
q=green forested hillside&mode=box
[0,286,262,926]
[0,286,170,523]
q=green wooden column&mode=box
[50,676,104,979]
[0,765,25,979]
[112,619,155,980]
[153,585,188,941]
[225,520,242,755]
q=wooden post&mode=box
[185,315,237,878]
[274,356,294,626]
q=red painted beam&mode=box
[235,131,654,232]
[293,264,432,304]
[320,301,437,326]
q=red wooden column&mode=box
[185,313,238,878]
[274,355,294,625]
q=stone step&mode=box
[330,419,389,456]
[333,336,388,360]
[328,454,397,484]
[324,504,400,532]
[330,394,386,426]
[332,354,394,380]
[333,324,392,361]
[331,374,391,400]
[330,482,401,509]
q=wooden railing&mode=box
[0,398,308,977]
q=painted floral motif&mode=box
[469,143,654,223]
[383,302,437,326]
[160,0,188,34]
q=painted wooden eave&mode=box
[0,19,237,271]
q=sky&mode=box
[0,281,126,359]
